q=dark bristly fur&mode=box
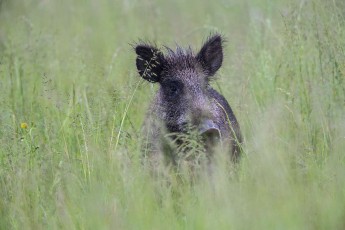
[134,34,242,167]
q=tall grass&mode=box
[0,0,344,229]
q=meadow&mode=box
[0,0,345,229]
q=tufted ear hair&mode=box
[135,44,165,83]
[196,34,223,77]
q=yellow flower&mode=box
[20,122,28,129]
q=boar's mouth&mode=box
[199,120,221,148]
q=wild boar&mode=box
[134,34,242,167]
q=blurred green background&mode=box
[0,0,345,229]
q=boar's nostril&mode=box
[199,119,218,134]
[199,120,221,146]
[201,128,220,139]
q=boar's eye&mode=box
[162,80,183,99]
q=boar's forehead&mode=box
[164,52,205,84]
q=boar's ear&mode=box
[135,44,165,83]
[196,34,223,77]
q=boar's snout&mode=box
[199,119,221,146]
